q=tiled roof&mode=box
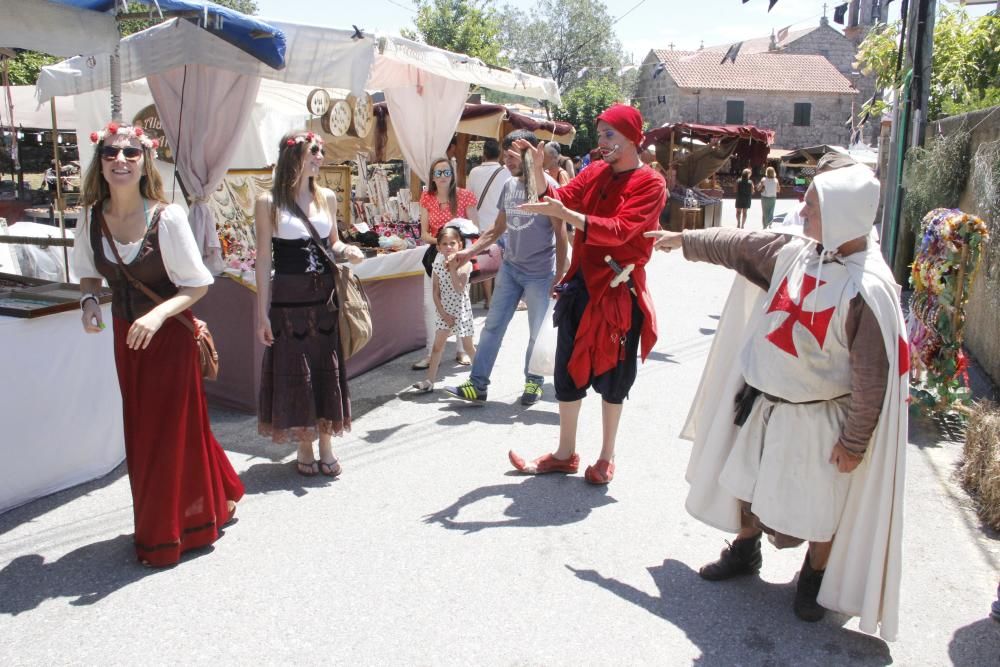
[701,26,819,54]
[650,50,857,94]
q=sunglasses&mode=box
[433,168,453,178]
[309,144,325,157]
[100,145,143,161]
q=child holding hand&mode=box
[412,226,476,392]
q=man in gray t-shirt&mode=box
[445,130,569,406]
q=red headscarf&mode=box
[596,104,644,147]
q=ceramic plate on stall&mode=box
[322,99,353,137]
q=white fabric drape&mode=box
[378,63,468,184]
[148,65,261,274]
[0,0,120,58]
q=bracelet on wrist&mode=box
[80,293,99,309]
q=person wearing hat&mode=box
[644,164,908,638]
[506,103,666,485]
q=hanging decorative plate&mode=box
[348,93,375,138]
[322,99,353,137]
[306,88,332,117]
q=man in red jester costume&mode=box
[508,104,666,484]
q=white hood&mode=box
[813,164,880,251]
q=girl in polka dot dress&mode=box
[412,226,476,392]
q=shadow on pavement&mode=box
[567,559,893,666]
[238,461,339,497]
[948,617,1000,666]
[424,475,616,533]
[646,350,680,364]
[434,403,560,427]
[0,534,172,615]
[0,464,127,538]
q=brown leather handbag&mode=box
[98,209,220,380]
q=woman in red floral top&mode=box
[413,157,478,369]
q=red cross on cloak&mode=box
[765,274,836,357]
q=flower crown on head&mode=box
[285,131,323,148]
[89,122,160,156]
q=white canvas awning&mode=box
[36,18,376,103]
[0,0,120,58]
[2,86,76,129]
[371,35,561,105]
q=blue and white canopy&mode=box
[1,0,285,69]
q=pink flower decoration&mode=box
[151,139,160,149]
[286,139,295,146]
[134,127,144,136]
[107,122,119,134]
[89,131,99,143]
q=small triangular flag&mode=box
[768,0,779,10]
[720,42,742,65]
[777,25,790,42]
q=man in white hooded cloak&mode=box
[645,164,909,640]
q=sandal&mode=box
[411,380,434,393]
[319,459,342,477]
[296,459,319,477]
[411,357,430,370]
[508,450,580,475]
[455,354,472,366]
[584,459,615,485]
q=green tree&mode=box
[552,77,627,155]
[499,0,624,94]
[2,0,259,86]
[401,0,506,67]
[856,6,1000,120]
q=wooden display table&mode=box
[680,207,703,230]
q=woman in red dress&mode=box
[412,157,478,370]
[74,122,244,567]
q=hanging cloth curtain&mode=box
[148,64,260,273]
[374,59,469,184]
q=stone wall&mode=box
[932,106,1000,387]
[784,22,876,122]
[637,53,855,148]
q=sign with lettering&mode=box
[132,105,174,164]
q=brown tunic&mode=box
[88,204,178,323]
[681,228,888,454]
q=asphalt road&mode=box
[1,198,998,665]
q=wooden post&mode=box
[49,98,69,282]
[455,133,470,188]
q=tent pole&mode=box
[49,98,69,282]
[110,46,122,122]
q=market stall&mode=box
[643,122,775,231]
[0,280,122,513]
[34,18,561,413]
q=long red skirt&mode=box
[113,312,244,567]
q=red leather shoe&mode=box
[508,450,580,474]
[584,459,615,484]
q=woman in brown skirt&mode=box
[254,130,365,476]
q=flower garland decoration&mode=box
[285,131,323,149]
[907,207,989,412]
[89,122,160,157]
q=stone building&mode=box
[637,4,886,149]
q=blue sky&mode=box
[255,0,992,64]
